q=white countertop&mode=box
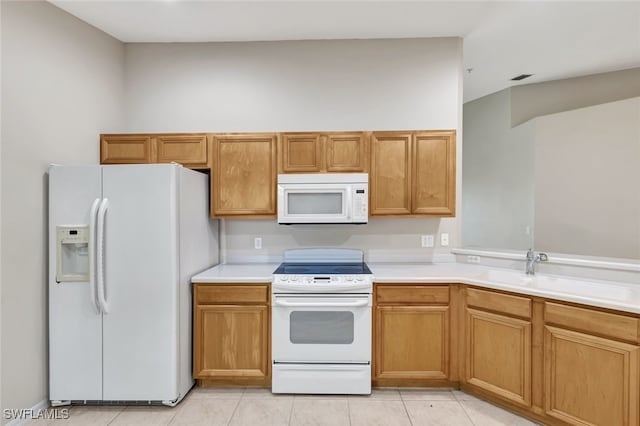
[192,262,640,315]
[192,263,280,283]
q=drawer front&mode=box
[466,287,531,319]
[100,135,153,164]
[156,134,208,166]
[545,302,639,343]
[376,285,449,304]
[196,284,270,305]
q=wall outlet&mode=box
[467,255,481,264]
[254,237,262,250]
[440,233,449,247]
[421,235,434,248]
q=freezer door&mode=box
[49,165,103,401]
[101,164,180,401]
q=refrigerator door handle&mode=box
[97,198,110,314]
[88,198,101,314]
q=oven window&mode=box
[287,193,343,215]
[289,311,354,344]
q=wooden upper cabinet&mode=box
[279,132,368,173]
[370,130,456,217]
[370,132,412,215]
[412,131,456,216]
[100,133,209,168]
[156,134,208,167]
[211,134,277,217]
[100,135,153,164]
[326,133,367,172]
[281,133,323,172]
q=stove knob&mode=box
[346,276,354,281]
[289,276,299,283]
[355,277,364,282]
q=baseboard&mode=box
[5,399,49,426]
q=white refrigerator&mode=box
[48,164,218,405]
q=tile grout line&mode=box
[287,396,296,426]
[106,406,126,426]
[347,396,352,426]
[225,398,243,426]
[458,399,479,426]
[165,406,180,426]
[399,392,415,426]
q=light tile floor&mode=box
[28,388,540,425]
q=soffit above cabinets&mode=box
[48,1,640,102]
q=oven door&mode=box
[277,184,352,224]
[272,294,372,363]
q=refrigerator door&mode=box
[101,164,180,401]
[49,165,103,401]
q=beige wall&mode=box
[124,38,463,259]
[534,97,640,259]
[0,1,125,416]
[511,67,640,126]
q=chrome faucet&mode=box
[525,249,548,275]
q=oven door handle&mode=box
[274,299,369,308]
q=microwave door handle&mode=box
[274,300,369,308]
[345,188,352,220]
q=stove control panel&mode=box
[273,274,373,286]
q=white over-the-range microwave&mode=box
[277,173,368,224]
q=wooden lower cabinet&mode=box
[193,284,270,385]
[375,306,449,380]
[191,281,640,425]
[544,325,639,426]
[373,284,452,385]
[465,308,532,407]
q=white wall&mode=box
[534,97,640,259]
[0,1,125,417]
[462,89,535,250]
[125,38,463,260]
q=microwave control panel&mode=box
[352,185,368,221]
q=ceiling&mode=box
[49,1,640,102]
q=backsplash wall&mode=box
[223,218,458,263]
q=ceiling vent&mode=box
[511,74,533,81]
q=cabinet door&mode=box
[375,306,449,380]
[281,133,323,173]
[156,134,208,167]
[412,131,456,215]
[326,133,367,172]
[194,304,270,380]
[466,308,532,407]
[211,134,277,217]
[370,133,412,215]
[544,325,639,426]
[100,135,153,164]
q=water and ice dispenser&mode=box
[56,225,90,283]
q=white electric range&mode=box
[271,249,373,395]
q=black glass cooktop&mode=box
[273,262,372,275]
